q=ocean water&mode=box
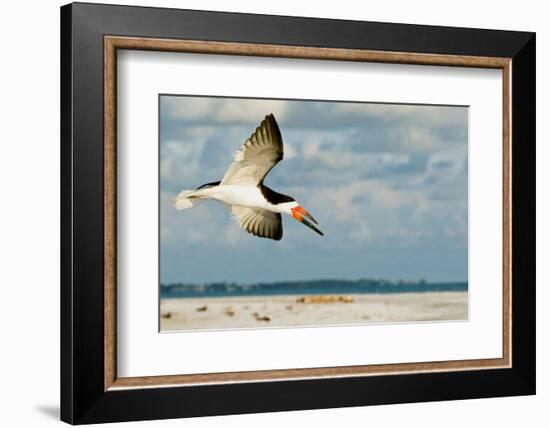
[160,279,468,298]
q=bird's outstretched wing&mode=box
[221,114,283,186]
[231,206,283,241]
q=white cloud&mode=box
[332,103,467,128]
[163,96,290,124]
[403,127,438,151]
[163,97,217,120]
[160,138,206,184]
[217,99,289,122]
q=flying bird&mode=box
[174,114,323,241]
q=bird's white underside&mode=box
[193,185,296,214]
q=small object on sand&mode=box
[224,307,235,317]
[196,305,208,312]
[161,312,172,319]
[296,295,354,304]
[285,305,293,311]
[253,312,272,322]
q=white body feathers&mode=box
[174,185,296,214]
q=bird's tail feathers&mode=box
[173,190,202,211]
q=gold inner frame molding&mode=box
[104,35,512,391]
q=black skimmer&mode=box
[174,114,323,241]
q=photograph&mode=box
[159,95,469,331]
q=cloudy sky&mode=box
[159,95,468,284]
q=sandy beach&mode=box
[160,291,468,331]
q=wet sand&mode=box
[160,291,468,331]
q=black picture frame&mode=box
[61,2,535,424]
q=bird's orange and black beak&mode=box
[291,206,323,236]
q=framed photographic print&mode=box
[60,2,535,424]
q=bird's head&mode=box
[280,202,323,236]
